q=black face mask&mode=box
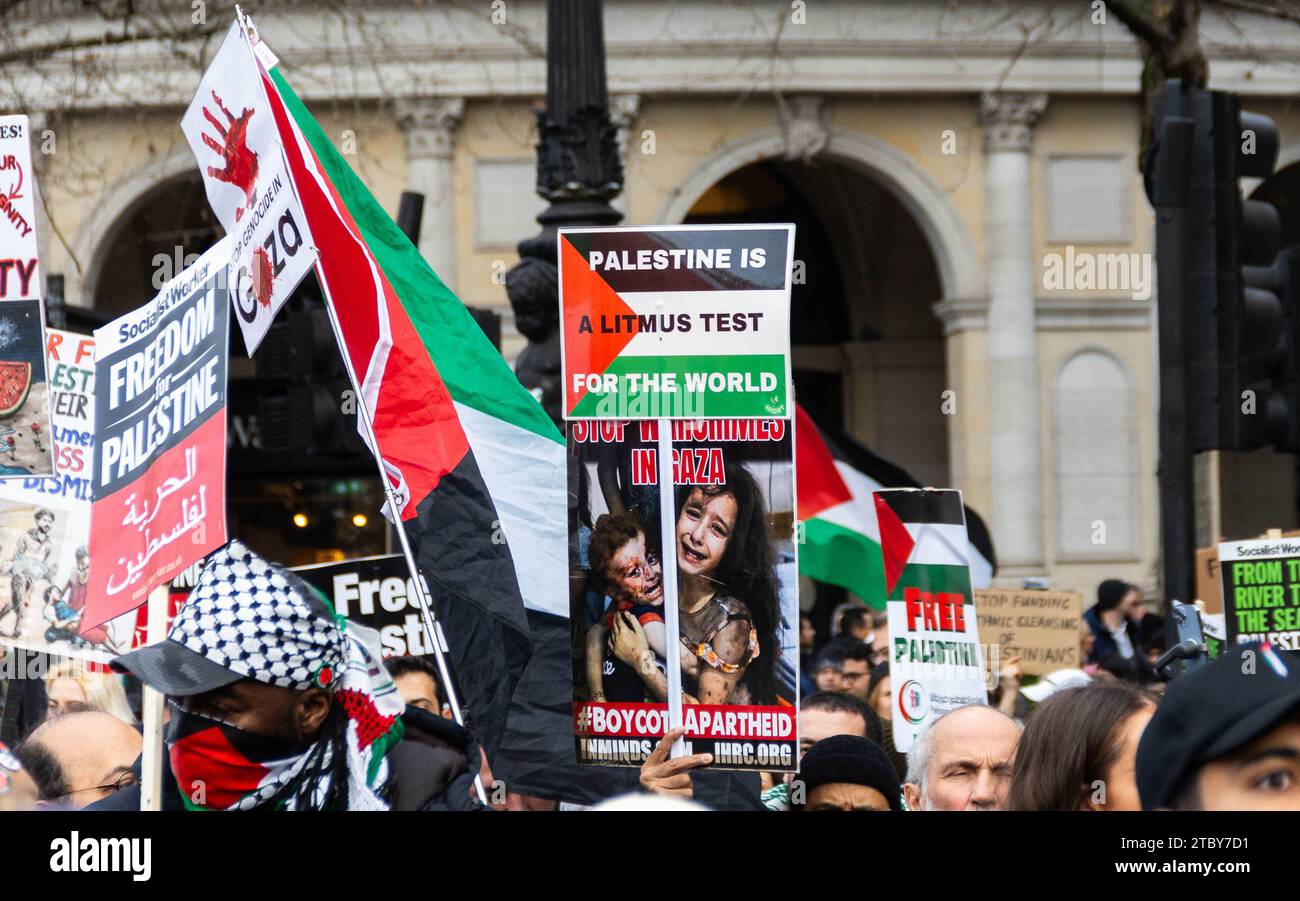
[166,703,313,810]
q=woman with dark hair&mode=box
[1007,682,1156,811]
[610,462,782,705]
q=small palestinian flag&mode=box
[795,404,995,607]
[873,488,975,601]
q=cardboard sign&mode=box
[568,418,799,770]
[0,115,41,302]
[1219,537,1300,650]
[876,488,987,752]
[84,239,231,629]
[182,19,316,355]
[1195,546,1222,615]
[558,225,794,420]
[973,589,1083,676]
[291,554,441,659]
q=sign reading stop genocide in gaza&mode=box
[558,225,794,420]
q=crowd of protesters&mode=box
[2,552,1299,812]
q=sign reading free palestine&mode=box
[558,225,794,420]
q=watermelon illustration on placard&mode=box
[0,361,31,419]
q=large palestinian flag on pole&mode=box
[256,64,568,758]
[795,404,995,607]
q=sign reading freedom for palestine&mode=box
[83,238,231,629]
[558,225,794,420]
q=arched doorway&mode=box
[681,156,949,487]
[680,154,949,637]
[85,172,388,566]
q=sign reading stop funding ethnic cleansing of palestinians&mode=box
[559,225,794,420]
[182,19,316,356]
[973,589,1083,677]
[292,555,442,659]
[83,238,231,629]
[876,488,987,753]
[1219,537,1300,649]
[568,418,799,771]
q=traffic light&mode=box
[1211,93,1288,450]
[256,276,369,459]
[1148,82,1289,451]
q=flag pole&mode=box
[311,263,488,805]
[139,583,169,811]
[656,417,685,758]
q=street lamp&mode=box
[507,0,623,426]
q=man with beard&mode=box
[99,540,485,811]
[0,508,55,638]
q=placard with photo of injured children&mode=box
[569,418,798,771]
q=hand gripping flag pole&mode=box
[312,265,489,806]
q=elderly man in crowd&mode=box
[903,704,1020,811]
[14,709,141,809]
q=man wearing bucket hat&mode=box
[101,540,484,811]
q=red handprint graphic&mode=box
[200,90,259,222]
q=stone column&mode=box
[395,97,465,293]
[609,94,640,216]
[980,92,1047,572]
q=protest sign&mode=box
[1219,536,1300,649]
[83,238,231,629]
[0,301,54,477]
[568,418,798,771]
[0,115,41,303]
[877,488,987,752]
[973,588,1083,676]
[182,16,316,355]
[1195,545,1222,615]
[558,225,794,420]
[0,116,55,478]
[0,330,139,661]
[292,554,442,658]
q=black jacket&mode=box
[88,705,485,811]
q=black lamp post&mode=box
[507,0,623,426]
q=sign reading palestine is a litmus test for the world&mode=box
[558,225,794,421]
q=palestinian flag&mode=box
[873,488,976,600]
[257,64,568,758]
[796,404,995,607]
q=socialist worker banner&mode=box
[558,225,794,420]
[83,239,231,629]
